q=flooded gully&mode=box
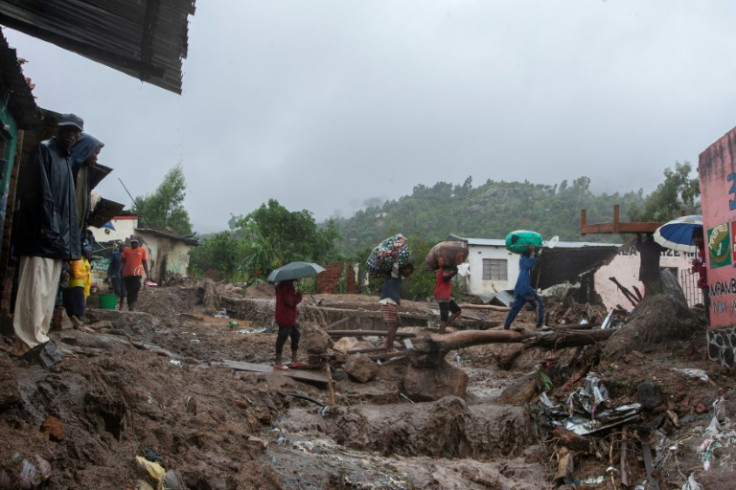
[261,353,549,489]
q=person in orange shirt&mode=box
[119,237,149,311]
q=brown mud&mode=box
[0,282,732,489]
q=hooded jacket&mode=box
[70,133,104,232]
[14,137,81,260]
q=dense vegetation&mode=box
[151,162,699,294]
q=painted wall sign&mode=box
[699,126,736,330]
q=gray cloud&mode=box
[5,0,736,233]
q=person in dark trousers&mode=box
[691,227,710,322]
[11,114,84,361]
[503,245,544,330]
[434,266,461,334]
[119,237,149,311]
[273,280,303,370]
[107,241,126,309]
[636,232,665,296]
[379,252,414,352]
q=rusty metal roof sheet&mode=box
[0,32,40,128]
[0,0,195,94]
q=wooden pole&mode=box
[325,364,335,406]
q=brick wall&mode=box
[316,262,356,294]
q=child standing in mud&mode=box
[273,280,304,370]
[62,245,93,329]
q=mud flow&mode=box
[1,284,733,489]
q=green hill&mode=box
[332,176,645,256]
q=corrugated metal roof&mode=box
[137,227,199,246]
[0,0,195,94]
[0,32,40,128]
[455,235,621,249]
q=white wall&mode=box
[89,216,138,243]
[466,245,518,294]
[594,245,697,310]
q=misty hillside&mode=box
[331,176,646,255]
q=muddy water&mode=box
[262,365,549,489]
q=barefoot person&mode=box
[379,253,414,352]
[434,265,461,334]
[274,280,303,370]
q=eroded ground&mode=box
[0,282,733,489]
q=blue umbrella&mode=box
[653,215,703,253]
[101,221,116,231]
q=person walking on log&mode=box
[503,245,544,330]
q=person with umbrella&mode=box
[273,280,303,370]
[267,261,325,370]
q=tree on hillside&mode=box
[234,199,342,280]
[132,164,193,235]
[189,231,242,278]
[627,162,700,222]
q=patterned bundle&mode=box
[366,234,411,276]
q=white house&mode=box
[89,215,138,244]
[136,228,199,284]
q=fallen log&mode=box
[407,328,615,368]
[428,328,614,352]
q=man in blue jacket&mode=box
[12,114,84,361]
[503,245,544,330]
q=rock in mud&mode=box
[402,359,468,401]
[637,381,663,410]
[40,417,65,442]
[498,372,540,404]
[344,353,378,383]
[301,324,333,354]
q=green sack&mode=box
[505,230,543,254]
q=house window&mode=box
[483,258,507,280]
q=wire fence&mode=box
[679,268,701,308]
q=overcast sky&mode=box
[4,0,736,234]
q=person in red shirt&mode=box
[434,266,461,334]
[691,227,710,322]
[274,280,303,370]
[119,237,149,311]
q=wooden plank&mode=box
[215,360,329,384]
